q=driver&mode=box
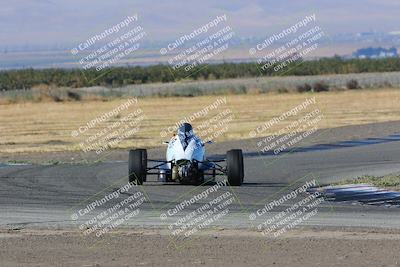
[176,123,195,150]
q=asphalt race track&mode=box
[1,122,400,231]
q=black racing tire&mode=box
[226,149,244,186]
[129,149,147,185]
[196,171,205,186]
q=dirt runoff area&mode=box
[1,228,400,267]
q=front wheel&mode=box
[129,149,147,185]
[226,149,244,186]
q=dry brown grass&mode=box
[1,88,399,154]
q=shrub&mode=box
[383,81,393,88]
[296,83,312,93]
[67,90,81,101]
[346,79,360,89]
[313,81,329,92]
[276,88,289,94]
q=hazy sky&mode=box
[1,0,399,47]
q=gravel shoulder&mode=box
[1,228,400,267]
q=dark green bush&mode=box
[1,57,400,91]
[67,90,81,101]
[313,81,330,92]
[296,83,312,93]
[346,79,360,89]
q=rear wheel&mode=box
[226,149,244,186]
[129,149,147,185]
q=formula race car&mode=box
[128,123,244,186]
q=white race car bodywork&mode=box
[166,135,205,170]
[128,123,244,186]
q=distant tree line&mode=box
[1,57,400,91]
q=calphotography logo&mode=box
[71,97,145,155]
[70,181,147,239]
[250,13,326,74]
[250,178,325,238]
[249,97,324,156]
[159,96,229,138]
[160,14,235,77]
[157,180,241,246]
[71,14,146,74]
